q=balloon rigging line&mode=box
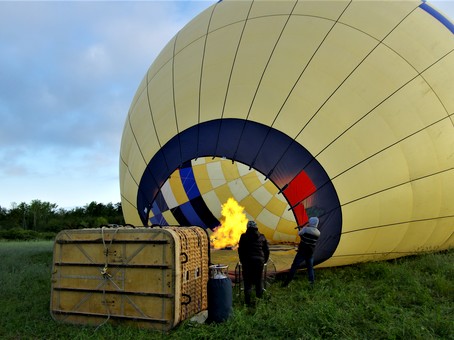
[145,65,163,152]
[119,154,142,206]
[196,3,217,160]
[297,166,453,217]
[330,250,432,258]
[291,167,453,238]
[272,2,352,129]
[340,215,454,235]
[233,1,300,162]
[127,108,169,210]
[342,167,454,208]
[285,40,453,208]
[171,30,183,164]
[247,3,352,174]
[212,0,254,159]
[274,5,420,185]
[329,116,452,183]
[287,71,453,211]
[244,0,299,123]
[313,59,454,164]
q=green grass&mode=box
[0,241,452,339]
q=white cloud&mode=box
[0,0,215,208]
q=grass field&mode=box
[0,240,452,339]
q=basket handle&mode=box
[181,294,192,305]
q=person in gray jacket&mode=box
[282,216,321,287]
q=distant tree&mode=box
[83,201,124,227]
[84,202,104,217]
[59,207,87,230]
[0,200,125,233]
[0,206,8,230]
[29,200,58,231]
[17,202,29,229]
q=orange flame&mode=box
[210,197,248,249]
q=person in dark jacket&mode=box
[282,216,321,287]
[238,220,270,306]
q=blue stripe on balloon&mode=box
[179,201,207,228]
[149,213,167,225]
[150,201,162,216]
[171,206,191,226]
[190,196,220,230]
[420,2,454,34]
[179,166,201,200]
[153,190,169,212]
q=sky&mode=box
[0,0,216,209]
[0,0,453,210]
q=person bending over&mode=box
[283,217,321,287]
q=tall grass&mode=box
[0,241,452,339]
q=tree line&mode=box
[0,200,125,234]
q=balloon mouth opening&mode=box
[148,156,308,240]
[138,119,342,265]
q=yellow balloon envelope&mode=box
[120,0,454,267]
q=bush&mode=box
[0,228,55,241]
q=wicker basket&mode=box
[50,226,210,331]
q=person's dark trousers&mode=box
[242,259,265,306]
[283,251,314,286]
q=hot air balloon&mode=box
[120,0,454,268]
